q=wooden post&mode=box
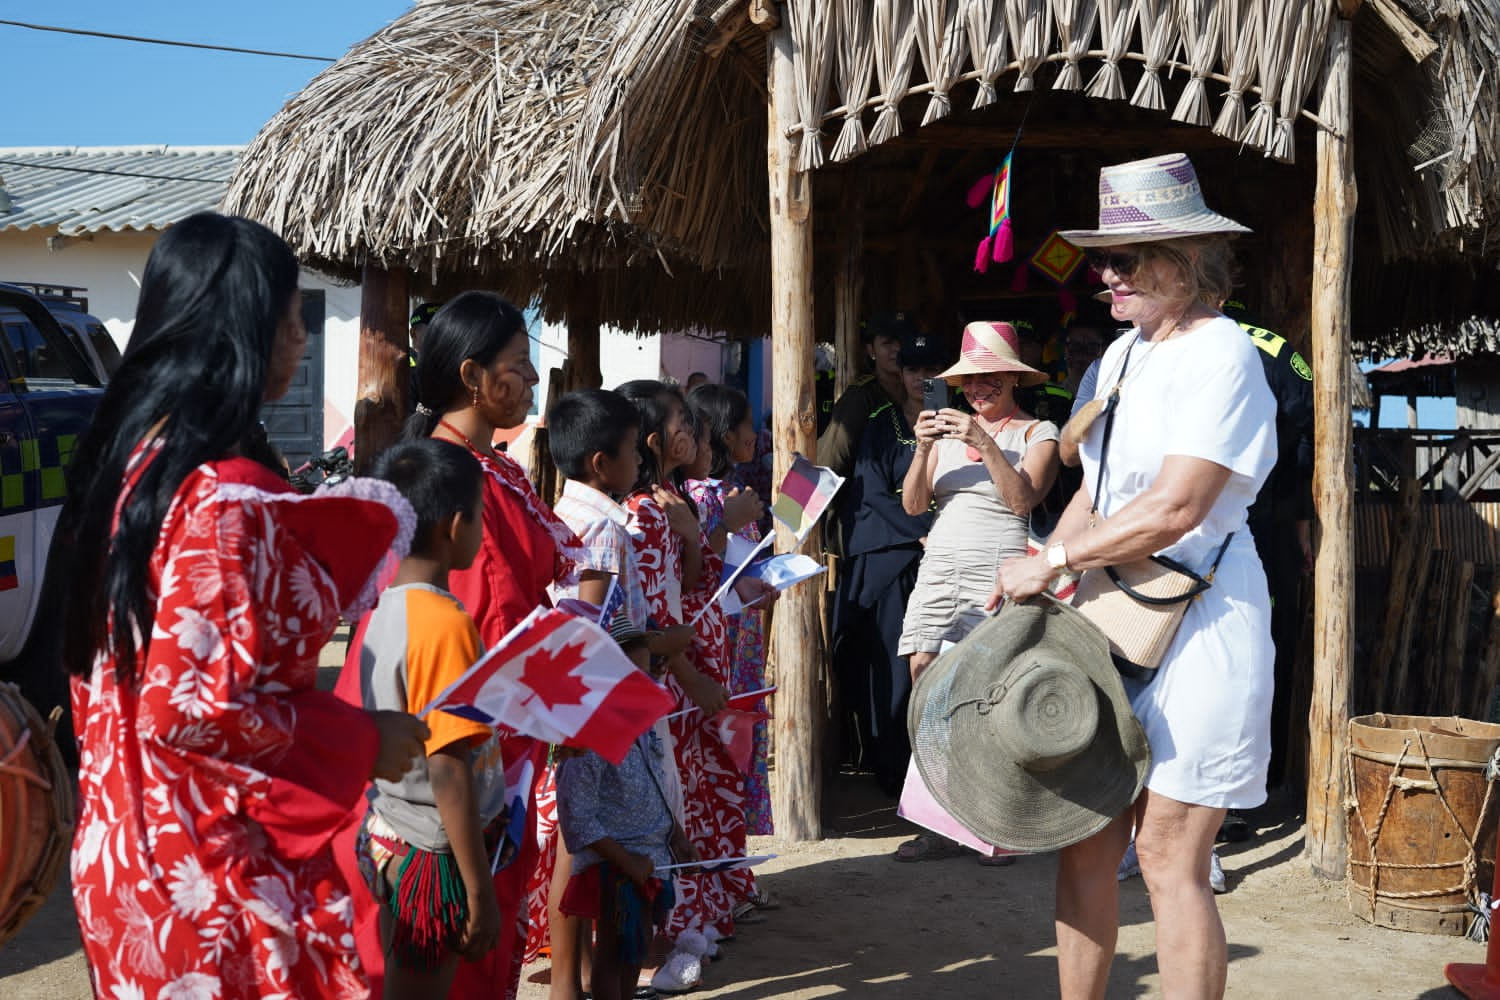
[833,169,865,398]
[566,278,603,392]
[354,263,411,475]
[767,15,822,842]
[1306,12,1356,880]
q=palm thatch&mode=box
[222,0,769,335]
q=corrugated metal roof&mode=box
[0,146,241,235]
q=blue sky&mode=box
[2,2,412,146]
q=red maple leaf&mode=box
[518,639,590,711]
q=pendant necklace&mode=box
[966,405,1019,463]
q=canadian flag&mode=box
[422,606,675,764]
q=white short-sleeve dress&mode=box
[1077,316,1277,809]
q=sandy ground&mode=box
[1,638,1485,997]
[4,779,1486,1000]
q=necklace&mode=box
[965,405,1018,463]
[436,416,493,456]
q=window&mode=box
[3,320,75,381]
[84,323,122,377]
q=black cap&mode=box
[409,302,443,327]
[863,309,919,344]
[898,332,949,369]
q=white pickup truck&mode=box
[0,283,110,716]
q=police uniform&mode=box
[1240,322,1313,789]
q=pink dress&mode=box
[71,455,410,1000]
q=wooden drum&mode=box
[0,681,74,947]
[1347,714,1500,936]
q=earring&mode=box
[470,384,480,406]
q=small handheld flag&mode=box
[770,454,844,546]
[421,606,675,764]
[655,854,778,874]
[966,151,1015,273]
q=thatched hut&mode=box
[226,0,1500,870]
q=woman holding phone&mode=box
[892,321,1058,861]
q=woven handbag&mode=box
[1071,338,1230,678]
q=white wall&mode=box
[0,228,361,450]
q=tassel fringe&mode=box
[389,846,468,969]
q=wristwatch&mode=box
[1045,542,1069,573]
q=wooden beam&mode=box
[834,169,866,398]
[1307,14,1356,882]
[1368,0,1437,63]
[565,280,603,392]
[749,0,778,31]
[767,18,822,842]
[354,263,411,475]
[896,148,941,229]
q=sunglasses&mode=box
[1085,249,1141,277]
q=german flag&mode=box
[0,535,16,592]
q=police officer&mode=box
[817,310,918,478]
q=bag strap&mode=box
[1089,338,1135,524]
[1101,532,1237,604]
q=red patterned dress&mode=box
[627,485,752,939]
[71,455,412,1000]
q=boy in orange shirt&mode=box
[353,438,508,998]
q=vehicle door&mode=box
[0,290,103,663]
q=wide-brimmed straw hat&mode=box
[937,321,1048,388]
[1059,153,1251,247]
[907,597,1151,853]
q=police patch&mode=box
[1291,352,1312,381]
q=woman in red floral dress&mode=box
[54,213,429,1000]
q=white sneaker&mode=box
[1209,848,1227,894]
[1117,842,1141,881]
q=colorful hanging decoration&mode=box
[1029,230,1086,285]
[966,152,1014,273]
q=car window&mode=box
[85,323,122,376]
[4,320,76,381]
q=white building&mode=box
[0,145,768,464]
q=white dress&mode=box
[1077,316,1277,809]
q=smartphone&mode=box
[921,378,949,414]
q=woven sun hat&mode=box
[1059,152,1251,248]
[907,597,1150,853]
[937,321,1049,388]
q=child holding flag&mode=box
[352,439,508,998]
[556,616,699,1000]
[533,388,694,999]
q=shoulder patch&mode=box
[1241,323,1287,359]
[1290,352,1313,381]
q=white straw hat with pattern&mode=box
[1059,153,1251,247]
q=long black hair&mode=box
[615,379,691,497]
[403,290,528,440]
[54,212,300,682]
[687,383,751,480]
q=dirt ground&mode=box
[2,775,1487,1000]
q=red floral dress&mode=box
[71,456,411,1000]
[626,485,752,939]
[335,445,580,1000]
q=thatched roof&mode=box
[221,0,769,335]
[225,0,1500,356]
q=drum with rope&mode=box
[1348,714,1500,936]
[0,681,74,946]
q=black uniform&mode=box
[831,401,934,795]
[1241,322,1314,789]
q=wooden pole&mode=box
[1306,12,1356,881]
[566,278,603,392]
[767,14,822,842]
[833,169,865,398]
[354,263,411,475]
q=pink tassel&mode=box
[966,173,994,209]
[974,236,993,273]
[1011,266,1029,293]
[992,219,1014,264]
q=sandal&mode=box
[731,901,767,924]
[977,853,1017,867]
[750,886,779,910]
[891,833,967,862]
